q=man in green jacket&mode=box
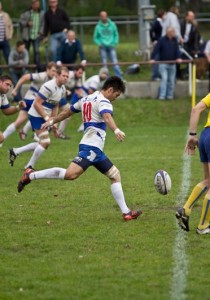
[93,11,123,79]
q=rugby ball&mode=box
[154,170,171,195]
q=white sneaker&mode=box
[196,226,210,234]
[0,143,3,148]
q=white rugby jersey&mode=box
[66,71,82,90]
[83,75,103,93]
[24,72,52,100]
[71,91,113,151]
[0,93,10,109]
[29,78,66,118]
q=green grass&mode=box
[0,97,210,300]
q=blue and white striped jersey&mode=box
[71,91,113,151]
[24,72,53,101]
[29,78,66,118]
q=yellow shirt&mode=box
[202,93,210,127]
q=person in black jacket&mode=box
[150,9,165,81]
[43,0,70,62]
[180,11,200,57]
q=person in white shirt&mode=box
[17,76,142,222]
[162,6,183,43]
[8,66,69,168]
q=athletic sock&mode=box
[58,118,70,134]
[22,120,32,134]
[14,142,38,155]
[25,144,46,169]
[198,194,210,230]
[30,167,66,180]
[183,183,208,216]
[3,123,16,139]
[111,182,130,214]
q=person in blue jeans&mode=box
[0,2,13,74]
[150,27,182,100]
[43,0,70,62]
[93,11,123,79]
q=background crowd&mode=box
[0,0,210,101]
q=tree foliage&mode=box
[2,0,210,17]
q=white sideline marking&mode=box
[170,152,191,300]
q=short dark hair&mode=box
[16,40,25,48]
[0,75,13,84]
[74,65,85,72]
[102,76,125,93]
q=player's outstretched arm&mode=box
[42,108,74,130]
[102,112,125,142]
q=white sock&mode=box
[111,182,130,214]
[25,144,46,169]
[30,167,66,180]
[58,118,70,134]
[22,120,32,134]
[14,142,38,155]
[3,123,16,139]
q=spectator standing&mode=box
[57,30,86,68]
[180,11,200,57]
[8,41,29,103]
[20,0,45,67]
[149,9,165,80]
[0,2,13,71]
[151,27,182,100]
[93,11,123,79]
[162,6,182,44]
[44,0,70,62]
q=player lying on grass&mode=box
[17,76,142,221]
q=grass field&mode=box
[0,97,210,300]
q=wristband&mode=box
[114,128,121,134]
[189,132,197,136]
[44,115,49,121]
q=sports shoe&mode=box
[8,148,17,167]
[176,208,190,231]
[196,226,210,234]
[19,130,27,141]
[123,210,142,221]
[17,166,35,193]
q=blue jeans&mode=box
[99,46,122,79]
[24,38,40,66]
[50,32,66,62]
[159,64,176,99]
[151,52,160,80]
[0,39,10,75]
